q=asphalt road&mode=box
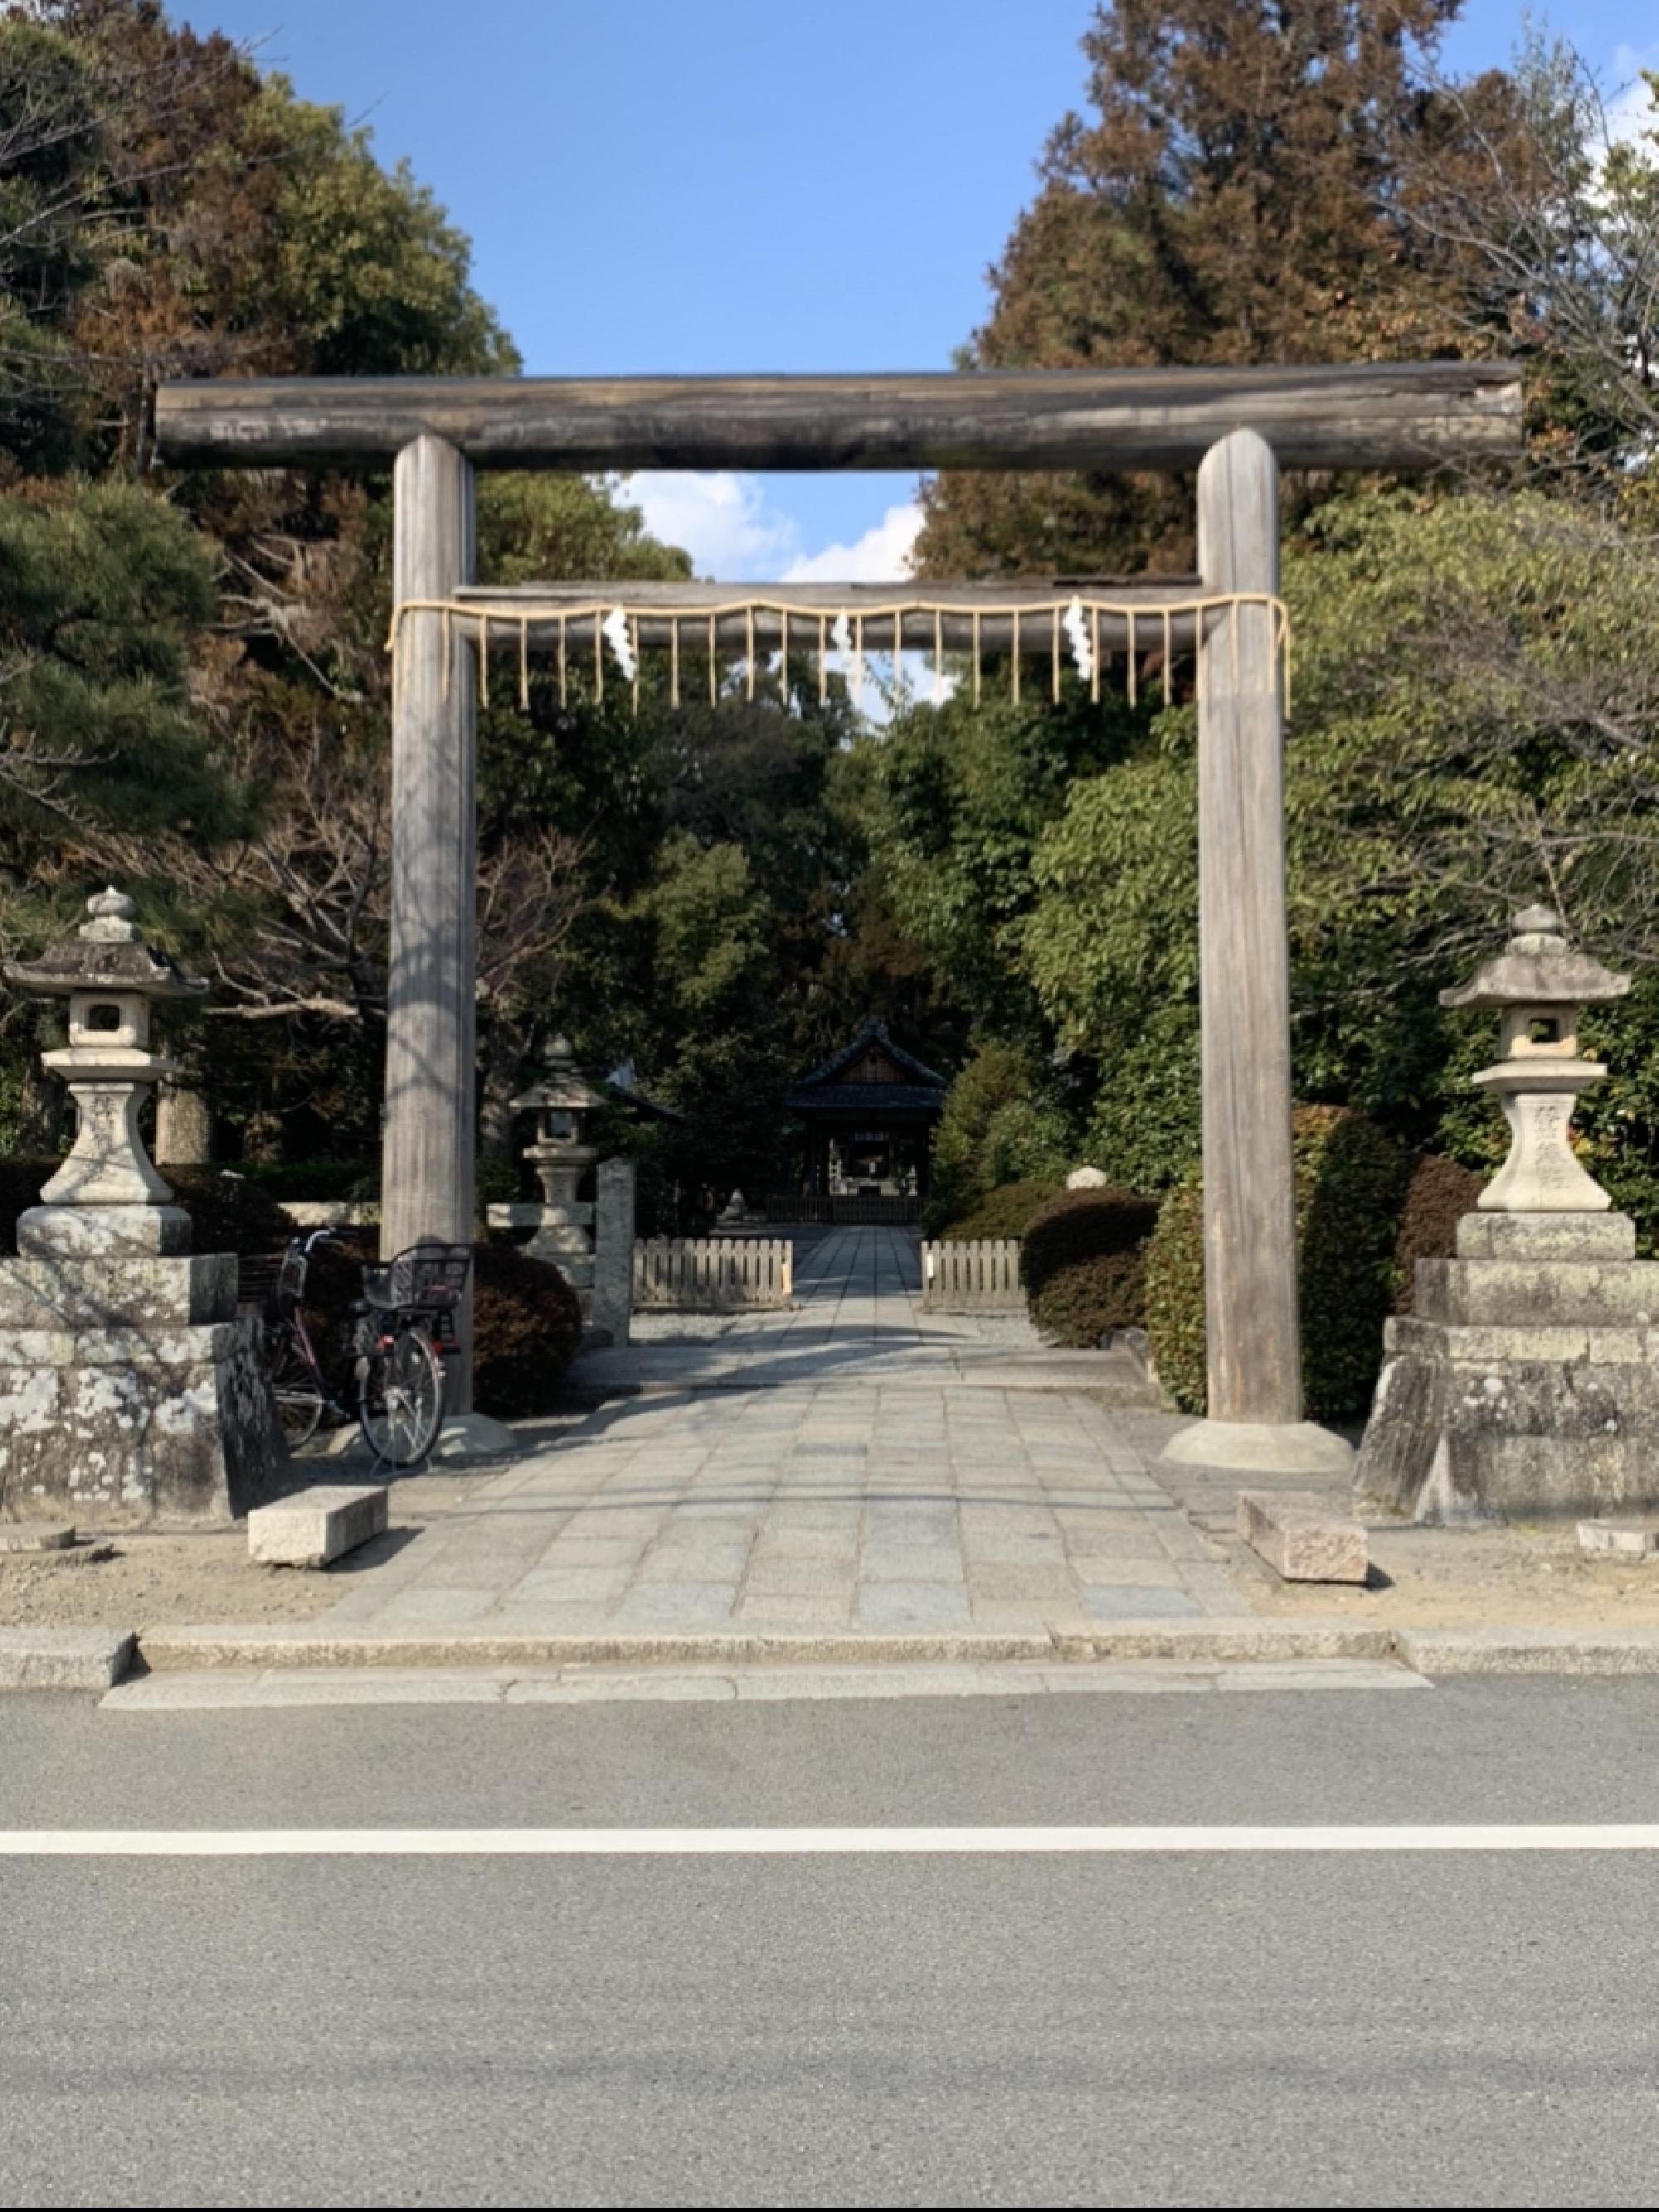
[4,1682,1659,2207]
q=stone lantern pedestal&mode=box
[1356,907,1659,1522]
[0,891,280,1523]
[485,1036,606,1316]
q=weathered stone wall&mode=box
[0,1252,283,1523]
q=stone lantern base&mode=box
[1355,1212,1659,1523]
[0,1240,281,1524]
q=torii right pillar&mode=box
[1159,428,1351,1479]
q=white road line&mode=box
[2,1826,1659,1855]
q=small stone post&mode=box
[0,890,280,1520]
[591,1157,637,1347]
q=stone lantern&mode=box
[1355,904,1659,1525]
[488,1034,607,1302]
[4,887,205,1252]
[1440,904,1628,1215]
[0,888,280,1523]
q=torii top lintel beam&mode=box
[152,362,1521,474]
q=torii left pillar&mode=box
[382,435,477,1414]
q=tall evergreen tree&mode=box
[914,0,1500,579]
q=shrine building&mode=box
[785,1022,946,1221]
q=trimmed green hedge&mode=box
[1020,1185,1160,1348]
[1390,1151,1485,1314]
[293,1228,583,1421]
[1144,1106,1411,1418]
[930,1177,1062,1242]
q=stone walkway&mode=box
[318,1227,1239,1639]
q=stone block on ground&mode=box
[0,1522,75,1552]
[249,1484,388,1568]
[1237,1490,1369,1584]
[1578,1519,1659,1558]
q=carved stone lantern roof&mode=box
[3,887,206,1004]
[1439,906,1629,1014]
[509,1033,607,1116]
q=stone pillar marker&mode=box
[591,1156,637,1348]
[1159,429,1350,1480]
[1356,906,1659,1522]
[0,890,280,1521]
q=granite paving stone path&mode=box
[319,1226,1239,1637]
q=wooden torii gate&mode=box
[154,362,1520,1469]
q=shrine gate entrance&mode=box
[153,362,1520,1471]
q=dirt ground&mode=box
[1219,1519,1659,1629]
[0,1466,480,1632]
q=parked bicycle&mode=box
[241,1230,472,1469]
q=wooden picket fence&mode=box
[633,1236,795,1310]
[921,1237,1024,1313]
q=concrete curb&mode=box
[139,1617,1398,1674]
[0,1626,134,1690]
[125,1617,1659,1680]
[1394,1627,1659,1677]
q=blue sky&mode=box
[185,0,1655,579]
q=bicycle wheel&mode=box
[358,1323,445,1467]
[268,1325,326,1451]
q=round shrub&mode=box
[471,1242,584,1417]
[1390,1152,1485,1314]
[927,1177,1061,1241]
[1020,1185,1160,1348]
[1143,1106,1410,1419]
[280,1228,583,1422]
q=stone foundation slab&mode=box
[0,1253,236,1330]
[0,1313,281,1523]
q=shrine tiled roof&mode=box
[790,1019,946,1094]
[786,1021,948,1116]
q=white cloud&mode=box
[624,475,927,590]
[622,470,800,579]
[1606,45,1659,149]
[619,480,938,722]
[783,501,924,584]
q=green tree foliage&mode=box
[0,478,242,849]
[0,0,715,1169]
[927,1043,1072,1232]
[1008,476,1659,1213]
[1144,1106,1409,1416]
